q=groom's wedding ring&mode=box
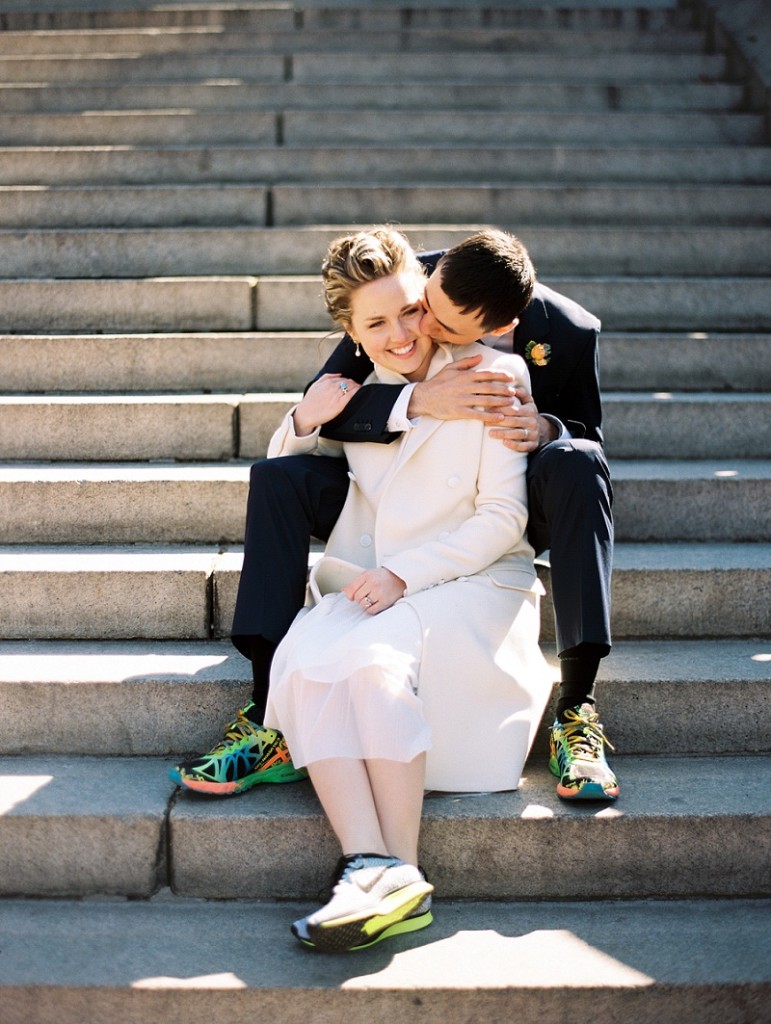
[339,381,348,393]
[523,428,529,439]
[363,596,373,608]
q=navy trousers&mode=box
[231,440,613,658]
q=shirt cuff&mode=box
[386,383,418,432]
[542,414,571,443]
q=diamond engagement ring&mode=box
[340,381,348,393]
[364,596,373,608]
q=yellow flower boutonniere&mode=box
[525,340,552,367]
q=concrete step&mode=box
[2,331,769,395]
[598,332,771,392]
[0,752,768,900]
[0,754,172,897]
[0,4,698,33]
[0,460,768,545]
[0,542,768,640]
[252,275,771,332]
[0,394,253,461]
[1,390,769,461]
[0,463,251,543]
[611,461,771,541]
[1,144,766,186]
[3,226,769,278]
[279,111,766,147]
[1,110,762,148]
[603,393,771,459]
[0,896,767,1024]
[270,184,771,227]
[0,50,727,85]
[0,27,710,57]
[0,80,745,115]
[4,184,770,232]
[0,185,269,228]
[0,276,256,332]
[173,754,771,900]
[0,111,279,145]
[0,638,767,757]
[0,332,329,393]
[291,49,727,84]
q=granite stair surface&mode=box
[0,1,768,1020]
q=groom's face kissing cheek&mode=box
[419,269,489,346]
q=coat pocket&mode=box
[484,568,545,596]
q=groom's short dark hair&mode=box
[438,229,535,332]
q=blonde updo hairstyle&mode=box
[321,227,426,332]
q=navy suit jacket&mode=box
[314,250,604,447]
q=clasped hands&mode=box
[407,353,553,452]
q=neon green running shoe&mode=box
[549,703,619,801]
[292,854,434,953]
[169,701,307,796]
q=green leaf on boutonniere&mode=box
[525,340,552,367]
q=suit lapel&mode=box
[515,285,550,356]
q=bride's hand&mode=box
[343,567,407,614]
[292,374,359,436]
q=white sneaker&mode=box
[292,853,434,952]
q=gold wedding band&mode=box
[523,428,529,439]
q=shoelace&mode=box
[559,708,616,760]
[210,706,263,754]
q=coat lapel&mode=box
[371,345,453,473]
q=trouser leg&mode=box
[231,453,350,656]
[526,439,613,716]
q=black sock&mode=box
[556,643,604,721]
[246,636,277,723]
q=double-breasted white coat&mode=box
[264,342,552,792]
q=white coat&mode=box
[267,342,552,791]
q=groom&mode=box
[171,229,617,801]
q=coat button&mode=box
[447,475,461,487]
[360,534,372,547]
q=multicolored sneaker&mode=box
[549,703,619,801]
[292,854,434,953]
[168,701,307,796]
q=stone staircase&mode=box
[0,1,769,1020]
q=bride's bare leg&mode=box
[306,758,388,856]
[307,754,426,864]
[365,753,426,865]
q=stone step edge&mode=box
[0,637,767,757]
[1,636,767,686]
[0,895,767,1020]
[4,330,765,396]
[0,542,768,642]
[1,540,768,565]
[1,458,769,479]
[0,753,768,902]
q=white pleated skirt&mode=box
[265,593,431,769]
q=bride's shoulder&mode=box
[457,343,528,379]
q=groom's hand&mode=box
[489,385,556,452]
[407,354,517,422]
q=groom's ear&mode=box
[487,316,519,337]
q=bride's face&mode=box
[348,271,437,382]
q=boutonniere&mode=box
[525,340,551,367]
